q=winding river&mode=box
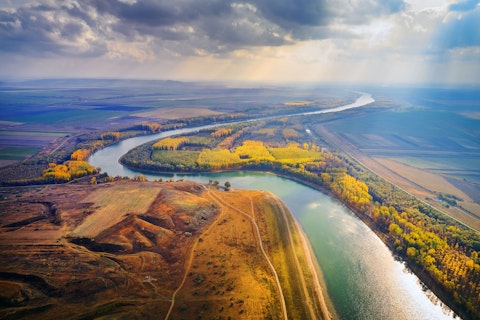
[89,93,458,319]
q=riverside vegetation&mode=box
[121,118,480,319]
[1,111,479,318]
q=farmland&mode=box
[71,183,161,238]
[313,87,480,228]
[0,80,356,165]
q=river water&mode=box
[89,93,458,319]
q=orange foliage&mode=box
[211,128,232,138]
[153,137,189,150]
[70,149,90,161]
[101,131,121,141]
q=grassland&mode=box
[0,179,328,319]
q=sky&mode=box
[0,0,479,85]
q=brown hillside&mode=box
[0,180,329,319]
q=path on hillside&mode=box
[206,188,289,320]
[164,187,226,320]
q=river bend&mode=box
[89,92,457,319]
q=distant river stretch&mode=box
[89,92,457,319]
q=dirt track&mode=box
[203,187,289,320]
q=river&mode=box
[89,93,458,319]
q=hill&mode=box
[0,180,330,319]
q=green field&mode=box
[0,147,40,160]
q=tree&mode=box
[224,181,231,191]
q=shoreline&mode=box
[293,212,336,320]
[263,189,337,320]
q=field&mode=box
[310,87,480,229]
[71,183,161,238]
[135,107,223,120]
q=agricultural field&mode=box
[0,80,356,164]
[71,183,161,238]
[314,87,480,224]
[135,106,223,120]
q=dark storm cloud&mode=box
[255,0,328,27]
[0,2,106,56]
[0,0,407,58]
[89,0,194,27]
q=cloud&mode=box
[0,0,478,84]
[449,0,479,11]
[328,0,405,24]
[0,2,106,57]
[0,0,410,59]
[434,6,480,49]
[255,0,328,27]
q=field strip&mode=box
[72,183,160,238]
[263,191,332,320]
[205,188,289,320]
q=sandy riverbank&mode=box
[262,190,337,320]
[294,216,336,320]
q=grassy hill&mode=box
[0,179,329,319]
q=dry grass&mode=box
[170,188,283,319]
[0,180,329,319]
[373,157,472,200]
[72,182,161,237]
